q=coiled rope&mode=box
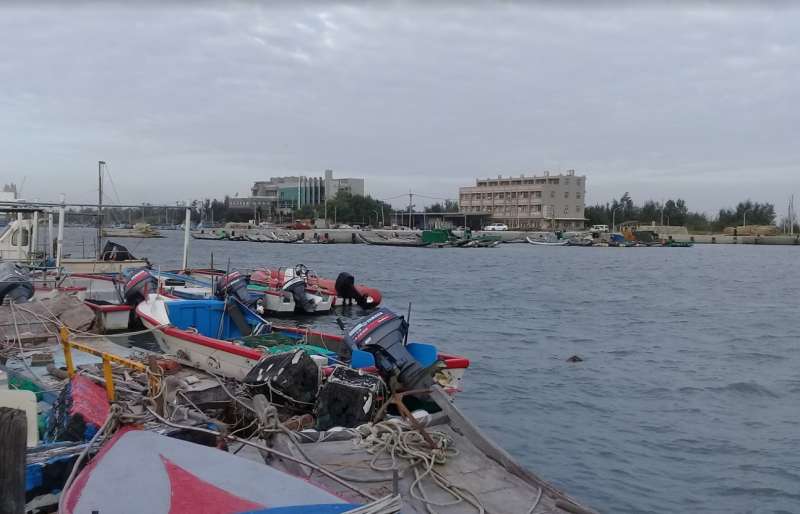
[353,421,486,514]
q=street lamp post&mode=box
[611,207,622,232]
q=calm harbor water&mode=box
[67,229,800,513]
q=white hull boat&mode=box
[526,236,569,246]
[135,293,468,393]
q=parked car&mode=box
[288,220,312,230]
[483,223,508,231]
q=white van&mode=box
[590,224,609,232]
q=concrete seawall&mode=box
[671,234,800,245]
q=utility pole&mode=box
[97,160,105,259]
[408,191,413,229]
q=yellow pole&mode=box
[60,326,75,378]
[102,356,115,402]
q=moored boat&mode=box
[249,265,382,310]
[164,266,383,313]
[135,293,468,393]
[526,236,569,246]
[60,429,355,514]
[358,232,428,247]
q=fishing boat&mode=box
[102,223,163,238]
[249,265,382,310]
[0,208,148,273]
[156,268,336,314]
[190,229,225,240]
[526,236,569,246]
[244,233,272,242]
[158,265,382,313]
[135,293,468,393]
[4,318,591,514]
[358,232,428,247]
[60,429,356,514]
[268,231,304,243]
[665,240,693,247]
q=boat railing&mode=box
[58,326,161,402]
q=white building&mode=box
[459,170,587,230]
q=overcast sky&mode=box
[1,3,798,213]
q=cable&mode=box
[527,487,543,514]
[57,404,121,514]
[9,301,36,378]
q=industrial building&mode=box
[229,170,365,217]
[458,170,586,230]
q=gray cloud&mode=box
[1,3,798,213]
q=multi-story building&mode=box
[231,170,365,217]
[458,170,586,230]
[0,183,18,202]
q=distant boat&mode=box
[526,236,569,246]
[358,232,428,247]
[102,223,163,238]
[191,230,225,240]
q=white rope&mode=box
[57,404,121,514]
[344,494,402,514]
[353,421,486,514]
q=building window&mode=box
[533,191,542,198]
[550,191,555,198]
[576,192,582,199]
[564,178,570,185]
[564,207,569,215]
[564,192,569,199]
[576,205,581,213]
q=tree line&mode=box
[585,193,779,232]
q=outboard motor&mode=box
[123,269,157,305]
[100,241,135,261]
[342,307,432,391]
[0,263,34,304]
[334,272,368,308]
[214,271,253,306]
[282,264,315,313]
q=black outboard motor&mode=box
[342,307,432,391]
[334,272,368,308]
[123,269,157,305]
[100,241,135,261]
[0,263,34,304]
[214,271,253,306]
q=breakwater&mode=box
[194,227,800,245]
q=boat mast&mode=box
[97,160,105,259]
